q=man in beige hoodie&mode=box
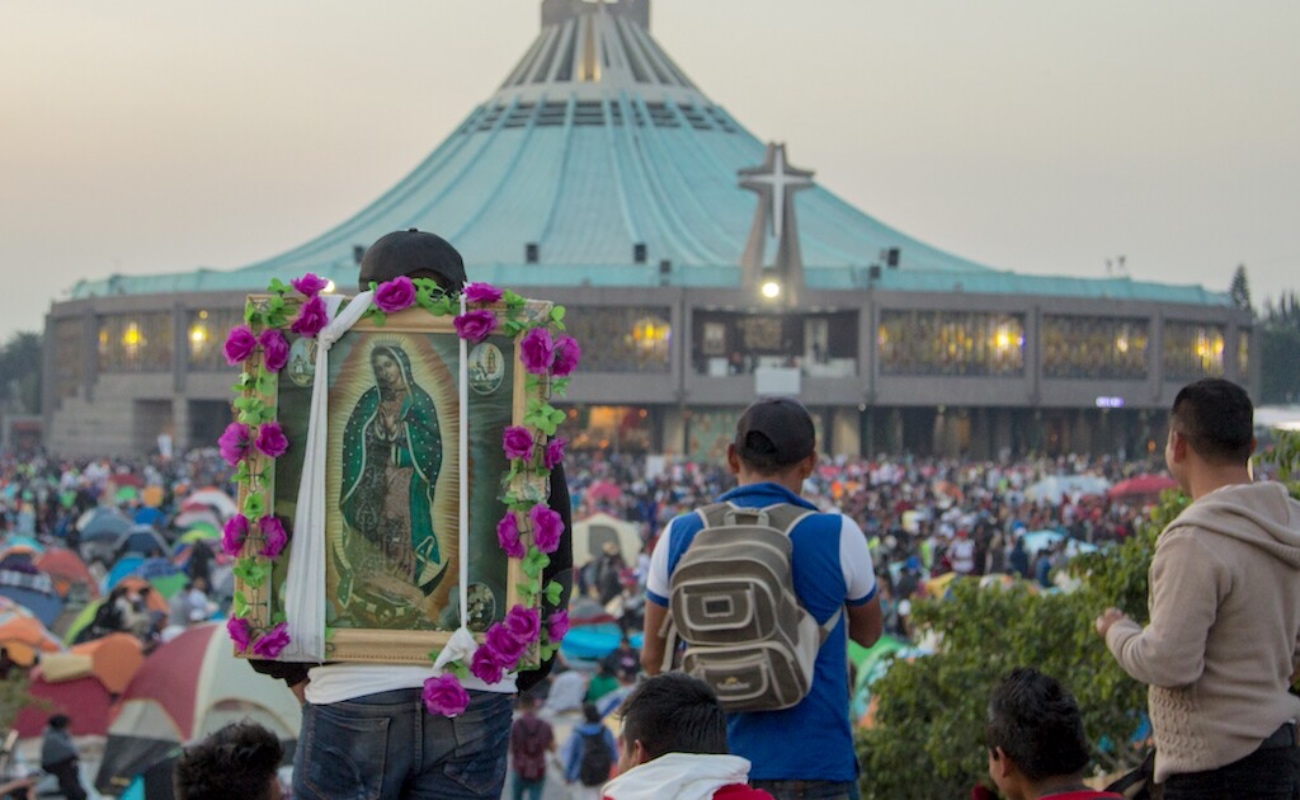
[1096,378,1300,798]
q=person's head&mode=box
[47,713,71,731]
[582,702,602,725]
[357,228,467,295]
[370,345,408,391]
[985,668,1091,800]
[173,721,283,800]
[1166,378,1255,489]
[615,673,728,774]
[727,397,817,489]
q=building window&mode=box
[563,306,672,373]
[1238,329,1250,376]
[878,310,1024,377]
[188,308,248,371]
[97,312,173,373]
[1041,316,1149,380]
[53,319,84,400]
[1163,322,1225,379]
[691,311,857,376]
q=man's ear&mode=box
[990,747,1014,780]
[726,444,741,476]
[630,739,649,768]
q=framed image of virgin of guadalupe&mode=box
[223,277,575,672]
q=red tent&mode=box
[36,547,100,601]
[13,666,113,737]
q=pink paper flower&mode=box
[375,276,417,313]
[251,622,291,658]
[227,616,253,651]
[464,282,503,304]
[453,309,498,343]
[547,609,570,643]
[529,504,563,554]
[543,437,566,471]
[503,605,542,644]
[259,515,288,558]
[502,426,534,461]
[486,623,528,665]
[520,328,555,375]
[470,644,506,685]
[552,335,582,377]
[222,514,249,557]
[423,674,470,717]
[290,295,329,338]
[218,422,252,466]
[224,325,258,365]
[258,329,290,373]
[496,512,525,560]
[291,273,330,297]
[254,422,289,459]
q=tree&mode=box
[1259,292,1300,404]
[1229,264,1252,312]
[0,330,42,415]
[856,432,1300,798]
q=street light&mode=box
[761,279,781,299]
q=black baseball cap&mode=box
[734,397,816,466]
[358,228,467,293]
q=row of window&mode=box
[68,308,1245,382]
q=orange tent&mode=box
[0,595,63,665]
[40,632,145,694]
[36,547,100,600]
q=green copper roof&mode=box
[69,1,1230,308]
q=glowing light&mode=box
[761,280,781,299]
[324,280,337,294]
[1116,336,1129,353]
[122,323,142,348]
[189,323,209,348]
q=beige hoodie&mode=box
[1106,481,1300,782]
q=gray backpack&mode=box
[664,501,841,711]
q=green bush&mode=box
[856,431,1299,798]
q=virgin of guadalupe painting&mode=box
[325,334,462,631]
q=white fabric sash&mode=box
[280,291,372,661]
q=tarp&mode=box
[573,513,642,566]
[1108,474,1178,499]
[1024,475,1111,504]
[95,623,301,796]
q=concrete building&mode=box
[44,0,1253,459]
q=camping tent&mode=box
[572,513,642,567]
[94,623,301,796]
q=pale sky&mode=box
[3,0,1298,342]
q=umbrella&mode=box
[585,480,624,504]
[80,509,134,540]
[181,488,238,520]
[174,509,222,532]
[135,558,187,599]
[111,473,145,489]
[0,595,64,665]
[95,623,301,796]
[35,547,100,601]
[141,485,165,508]
[0,571,64,627]
[1108,474,1178,499]
[116,486,139,504]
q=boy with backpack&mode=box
[642,398,883,800]
[561,703,618,799]
[509,693,555,800]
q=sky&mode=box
[3,0,1298,342]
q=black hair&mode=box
[1170,378,1254,465]
[48,714,70,730]
[173,721,283,800]
[582,702,602,724]
[735,431,795,475]
[616,673,728,762]
[986,668,1090,783]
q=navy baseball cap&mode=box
[734,397,816,466]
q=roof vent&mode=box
[353,245,365,265]
[633,243,647,263]
[526,243,540,264]
[659,259,672,286]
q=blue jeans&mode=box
[749,780,860,800]
[511,775,545,800]
[293,688,512,800]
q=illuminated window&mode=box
[1041,316,1148,380]
[97,312,173,373]
[564,307,672,373]
[1238,329,1250,375]
[187,308,246,370]
[878,311,1025,377]
[1163,322,1225,379]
